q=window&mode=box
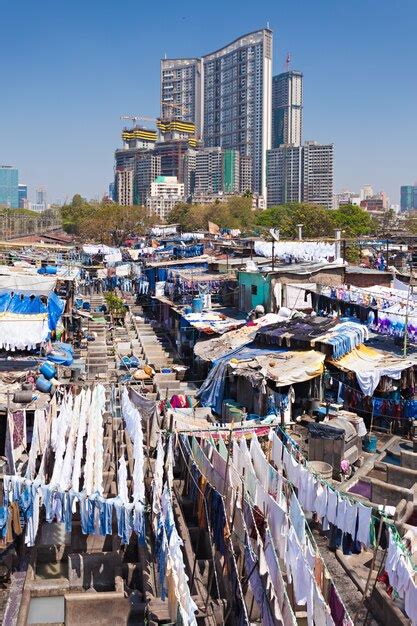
[251,284,258,295]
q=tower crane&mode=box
[120,115,156,127]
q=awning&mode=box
[183,311,245,335]
[329,344,417,396]
[194,312,290,362]
[0,273,56,296]
[231,349,325,387]
[197,345,325,414]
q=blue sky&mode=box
[1,0,416,204]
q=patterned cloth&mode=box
[12,411,26,450]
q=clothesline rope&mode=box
[274,425,417,573]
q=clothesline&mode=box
[274,425,417,574]
[183,432,353,624]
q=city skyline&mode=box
[1,0,417,203]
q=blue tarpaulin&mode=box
[196,343,285,415]
[0,291,65,332]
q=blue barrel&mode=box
[39,362,56,380]
[45,266,57,275]
[82,302,91,311]
[363,434,377,453]
[192,296,203,313]
[36,375,52,393]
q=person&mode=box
[247,304,265,323]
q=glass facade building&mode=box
[272,71,303,148]
[0,166,19,208]
[400,185,417,211]
[18,184,27,209]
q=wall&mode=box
[277,267,345,288]
[238,272,271,312]
[65,591,131,625]
[345,271,392,288]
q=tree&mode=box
[331,204,375,237]
[167,197,255,232]
[255,203,335,238]
[166,202,192,229]
[61,194,93,234]
[79,204,155,245]
[61,197,157,243]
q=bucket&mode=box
[13,390,33,403]
[36,375,52,393]
[184,305,192,314]
[307,461,333,480]
[363,434,377,453]
[192,297,203,313]
[21,382,33,391]
[40,362,57,380]
[70,367,81,382]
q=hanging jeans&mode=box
[0,506,8,539]
[98,498,114,536]
[19,484,34,522]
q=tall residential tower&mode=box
[160,58,203,138]
[302,141,334,209]
[161,29,273,198]
[272,70,303,148]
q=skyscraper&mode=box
[302,142,334,209]
[160,58,203,138]
[36,188,47,206]
[266,146,302,207]
[183,150,197,199]
[195,147,223,195]
[162,29,273,198]
[202,29,272,198]
[272,71,303,148]
[401,185,417,211]
[239,156,253,194]
[116,169,134,206]
[194,147,241,197]
[0,166,19,208]
[135,153,161,205]
[18,184,28,209]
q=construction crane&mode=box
[120,115,156,127]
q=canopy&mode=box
[194,312,290,362]
[0,272,56,296]
[231,349,325,386]
[329,344,417,396]
[197,344,325,414]
[82,245,122,263]
[183,311,245,335]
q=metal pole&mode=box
[354,502,386,624]
[403,282,412,357]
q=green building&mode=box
[222,149,239,193]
